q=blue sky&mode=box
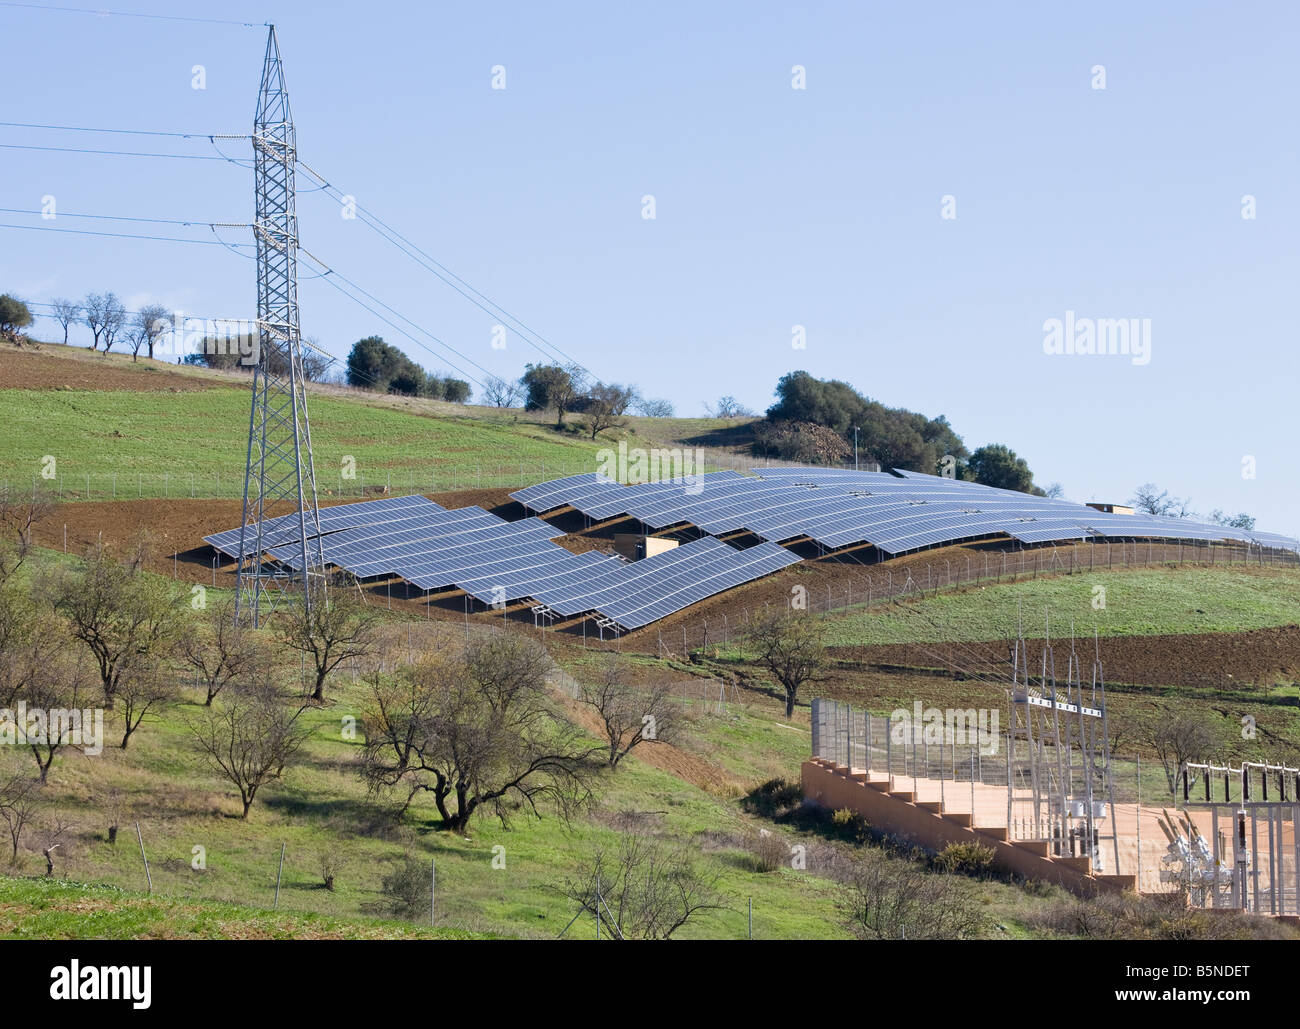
[1,1,1296,531]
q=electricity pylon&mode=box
[234,25,324,627]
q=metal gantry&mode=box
[234,25,325,627]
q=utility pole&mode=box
[234,25,325,627]
[853,425,859,471]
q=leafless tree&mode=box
[47,542,187,707]
[178,598,270,705]
[35,816,74,877]
[838,845,986,939]
[1151,705,1222,795]
[582,382,638,439]
[1130,482,1196,519]
[578,656,680,768]
[188,686,313,818]
[481,374,523,408]
[705,395,753,419]
[0,481,56,584]
[0,774,38,862]
[359,635,596,829]
[50,298,80,344]
[551,363,590,427]
[20,655,94,782]
[633,397,675,418]
[748,609,828,716]
[134,304,170,360]
[278,581,378,702]
[114,660,179,749]
[556,829,724,939]
[83,292,125,352]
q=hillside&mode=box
[0,341,760,496]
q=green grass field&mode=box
[0,877,487,939]
[815,566,1300,646]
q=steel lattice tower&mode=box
[234,25,324,627]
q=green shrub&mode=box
[935,841,996,876]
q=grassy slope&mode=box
[0,345,750,496]
[0,660,862,940]
[816,566,1300,646]
[0,877,486,939]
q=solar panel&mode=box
[594,541,802,629]
[204,493,441,558]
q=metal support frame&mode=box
[235,26,325,627]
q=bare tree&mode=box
[178,598,270,705]
[50,298,80,344]
[0,482,55,584]
[35,816,74,877]
[115,661,178,749]
[18,652,95,782]
[551,363,590,428]
[1130,482,1196,519]
[47,541,188,707]
[188,687,313,818]
[0,774,38,862]
[481,374,523,408]
[557,829,724,939]
[633,397,675,418]
[1151,705,1222,795]
[82,292,125,352]
[748,609,828,716]
[579,656,680,768]
[359,635,596,829]
[838,845,986,940]
[278,581,378,702]
[582,382,638,439]
[706,395,753,418]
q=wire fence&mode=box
[577,537,1300,658]
[3,455,885,503]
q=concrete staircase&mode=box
[803,759,1137,896]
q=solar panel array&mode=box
[509,468,1300,556]
[204,492,798,630]
[203,467,1298,634]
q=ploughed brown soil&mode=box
[0,344,221,392]
[833,626,1300,689]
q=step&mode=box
[916,800,945,813]
[1057,856,1092,874]
[1012,839,1052,857]
[888,790,915,803]
[977,826,1009,841]
[941,812,973,828]
[1097,874,1137,891]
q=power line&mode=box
[296,159,595,379]
[0,142,242,161]
[0,207,249,228]
[0,121,245,139]
[301,253,488,392]
[0,2,262,27]
[0,222,253,247]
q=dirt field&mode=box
[835,627,1300,688]
[0,343,220,392]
